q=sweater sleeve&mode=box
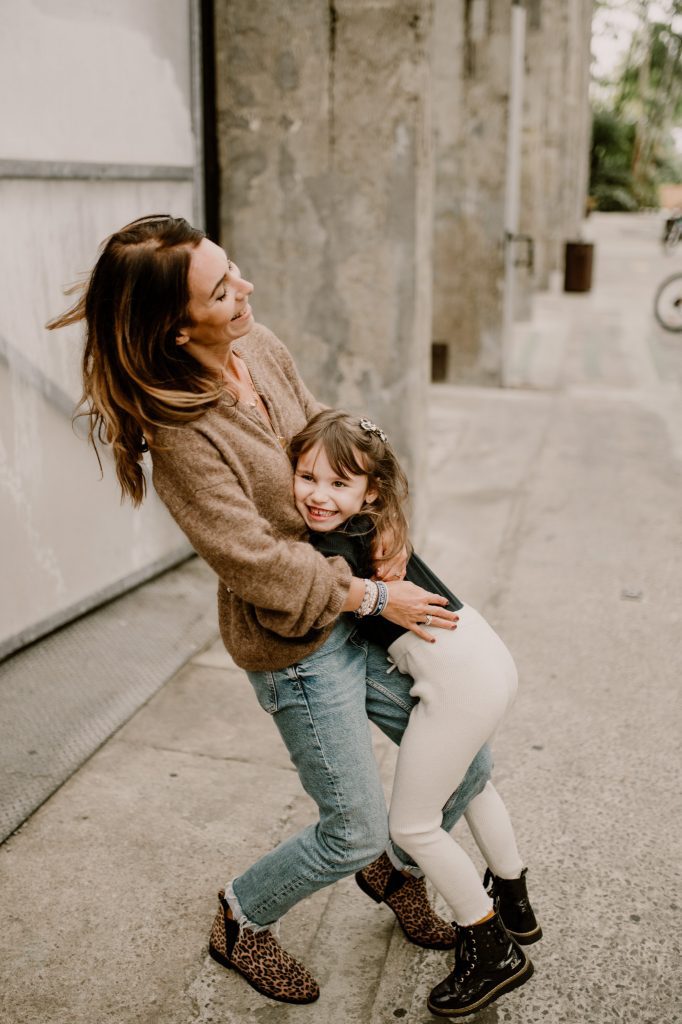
[152,435,352,638]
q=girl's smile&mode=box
[294,441,377,533]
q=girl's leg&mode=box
[465,782,542,945]
[464,780,524,879]
[387,605,518,926]
[364,643,493,850]
[229,621,389,927]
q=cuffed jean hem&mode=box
[224,880,280,934]
[386,844,424,878]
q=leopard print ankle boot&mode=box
[356,852,456,950]
[208,890,320,1004]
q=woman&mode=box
[48,215,491,1006]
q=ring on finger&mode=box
[423,613,432,627]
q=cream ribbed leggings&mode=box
[387,603,524,926]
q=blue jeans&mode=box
[232,618,492,926]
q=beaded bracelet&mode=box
[355,578,379,618]
[369,580,389,616]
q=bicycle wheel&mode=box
[654,273,682,332]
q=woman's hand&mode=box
[381,580,458,642]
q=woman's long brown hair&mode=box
[288,409,410,564]
[47,214,221,505]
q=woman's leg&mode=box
[230,621,388,927]
[386,605,518,925]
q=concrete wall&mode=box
[214,0,436,506]
[521,0,594,289]
[214,0,594,419]
[432,0,513,384]
[431,0,594,383]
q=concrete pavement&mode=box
[1,213,681,1023]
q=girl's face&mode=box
[294,441,377,532]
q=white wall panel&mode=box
[1,0,193,165]
[0,3,202,656]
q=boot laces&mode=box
[452,925,477,980]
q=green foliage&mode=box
[590,2,682,211]
[590,184,640,212]
[591,108,634,181]
[658,141,682,182]
[617,25,682,121]
[590,108,642,210]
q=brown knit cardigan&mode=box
[150,324,352,670]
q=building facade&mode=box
[0,0,203,658]
[214,0,594,462]
[1,0,593,656]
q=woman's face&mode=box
[178,238,254,354]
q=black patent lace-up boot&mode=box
[483,867,542,944]
[427,911,533,1017]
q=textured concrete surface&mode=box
[215,0,435,500]
[0,557,217,842]
[1,214,681,1022]
[521,0,593,290]
[432,0,512,383]
[431,0,592,378]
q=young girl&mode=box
[289,409,541,1019]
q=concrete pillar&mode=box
[431,0,593,383]
[560,0,593,243]
[521,0,594,288]
[432,0,513,385]
[214,0,435,509]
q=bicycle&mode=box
[662,213,682,252]
[654,271,682,332]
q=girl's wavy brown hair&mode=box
[47,214,222,505]
[288,409,410,565]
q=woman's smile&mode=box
[230,303,252,323]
